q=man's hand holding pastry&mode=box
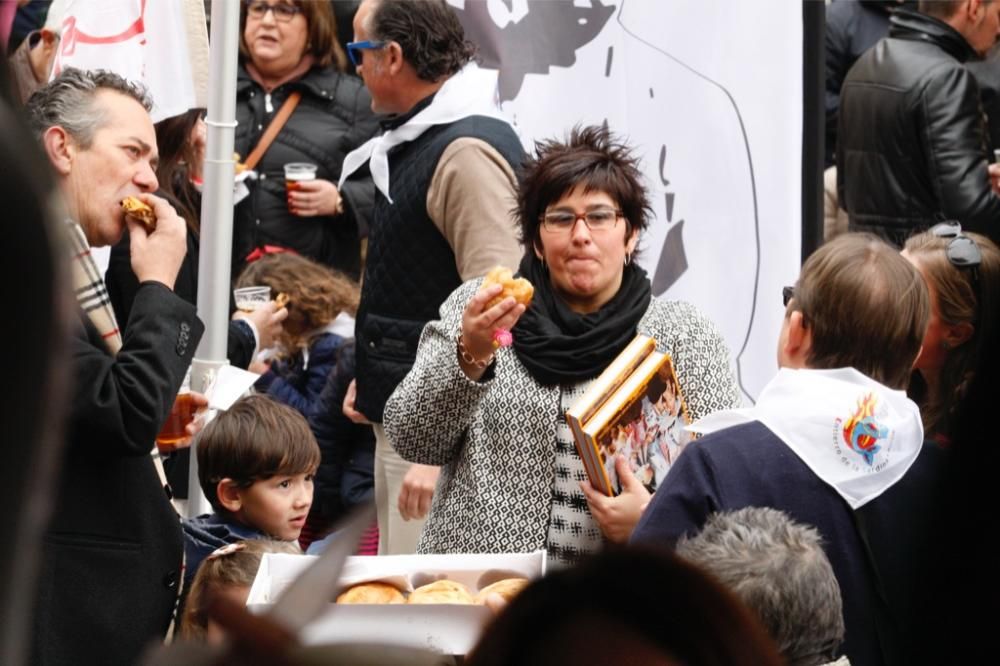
[125,193,187,291]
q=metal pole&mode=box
[187,0,241,517]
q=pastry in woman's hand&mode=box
[481,266,534,309]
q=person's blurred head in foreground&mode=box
[467,547,783,666]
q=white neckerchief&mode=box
[689,367,924,509]
[338,62,511,203]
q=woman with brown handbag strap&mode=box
[234,1,379,281]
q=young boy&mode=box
[182,394,320,588]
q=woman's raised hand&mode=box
[458,284,526,378]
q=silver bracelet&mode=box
[458,334,494,369]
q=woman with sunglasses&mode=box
[234,1,378,280]
[903,224,1000,445]
[382,126,740,565]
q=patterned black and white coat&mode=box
[383,278,741,555]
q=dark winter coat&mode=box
[837,8,1000,245]
[232,64,379,279]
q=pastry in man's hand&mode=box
[121,196,156,232]
[407,579,474,605]
[336,582,405,604]
[481,266,534,309]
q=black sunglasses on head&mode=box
[929,221,982,319]
[929,221,982,270]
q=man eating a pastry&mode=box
[26,68,205,665]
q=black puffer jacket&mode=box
[837,9,1000,246]
[233,64,379,279]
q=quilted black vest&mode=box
[354,115,524,422]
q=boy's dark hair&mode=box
[517,124,653,252]
[196,395,321,513]
[367,0,476,82]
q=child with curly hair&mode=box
[236,252,359,418]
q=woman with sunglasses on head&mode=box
[234,1,378,280]
[382,126,740,565]
[902,224,1000,446]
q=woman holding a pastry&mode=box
[233,1,379,279]
[384,126,740,565]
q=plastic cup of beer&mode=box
[156,391,196,454]
[234,286,272,313]
[284,162,317,192]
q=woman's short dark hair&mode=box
[517,124,654,251]
[240,1,348,72]
[367,0,476,82]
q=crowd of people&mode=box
[1,0,996,664]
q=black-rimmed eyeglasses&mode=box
[782,286,794,308]
[346,40,388,67]
[540,208,623,233]
[246,1,302,22]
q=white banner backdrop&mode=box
[51,0,208,123]
[452,0,802,403]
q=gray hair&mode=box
[676,507,845,666]
[25,67,153,148]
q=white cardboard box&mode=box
[246,551,546,655]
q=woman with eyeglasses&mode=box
[902,224,1000,445]
[382,126,740,565]
[234,0,378,280]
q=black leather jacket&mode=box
[837,9,1000,246]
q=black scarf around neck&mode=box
[511,253,652,386]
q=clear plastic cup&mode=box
[284,162,317,192]
[234,286,272,313]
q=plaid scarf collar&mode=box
[66,220,122,354]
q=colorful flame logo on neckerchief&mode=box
[841,393,888,466]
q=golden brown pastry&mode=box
[336,582,406,604]
[474,577,530,605]
[120,196,156,232]
[406,579,474,605]
[481,266,534,309]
